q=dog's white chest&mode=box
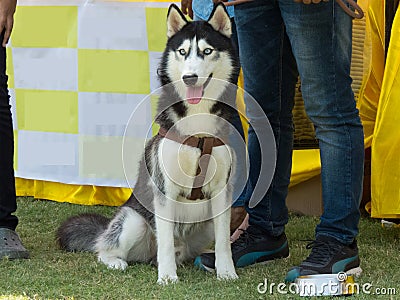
[157,138,232,199]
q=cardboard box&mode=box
[286,174,323,216]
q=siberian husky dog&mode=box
[56,3,241,284]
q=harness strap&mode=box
[157,127,225,200]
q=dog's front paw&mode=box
[216,257,238,280]
[217,270,238,280]
[98,254,128,270]
[157,274,179,285]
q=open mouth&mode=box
[186,74,213,105]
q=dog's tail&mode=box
[56,213,110,252]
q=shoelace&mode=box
[232,229,256,251]
[303,239,342,265]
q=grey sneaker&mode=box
[0,228,30,259]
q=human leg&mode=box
[0,30,18,231]
[278,0,364,280]
[235,0,297,236]
[280,0,364,246]
[0,30,29,259]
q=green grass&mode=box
[1,197,399,299]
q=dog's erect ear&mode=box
[167,4,188,38]
[207,3,231,38]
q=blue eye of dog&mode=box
[178,49,186,56]
[203,48,213,55]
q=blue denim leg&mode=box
[230,110,248,207]
[234,0,298,236]
[279,0,364,244]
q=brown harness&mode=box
[157,127,226,200]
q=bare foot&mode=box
[230,206,247,233]
[230,214,249,243]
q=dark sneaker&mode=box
[285,235,362,282]
[0,228,30,259]
[194,226,289,271]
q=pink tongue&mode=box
[186,85,203,104]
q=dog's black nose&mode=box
[182,74,198,86]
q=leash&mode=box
[221,0,364,19]
[157,127,226,200]
[334,0,364,19]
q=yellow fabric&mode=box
[357,0,384,148]
[237,69,248,142]
[356,0,400,218]
[78,50,150,94]
[370,4,400,219]
[13,6,78,48]
[16,178,130,206]
[146,8,169,52]
[16,90,79,134]
[290,150,321,187]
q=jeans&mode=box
[235,0,364,244]
[0,30,18,230]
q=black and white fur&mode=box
[56,4,240,284]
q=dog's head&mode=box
[159,4,239,105]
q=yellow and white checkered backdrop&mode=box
[9,0,176,190]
